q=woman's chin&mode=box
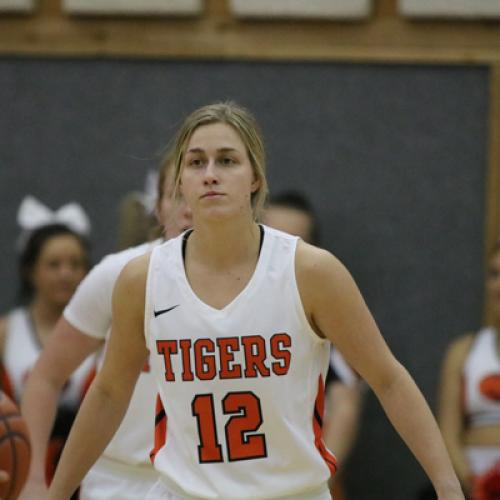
[49,292,76,308]
[197,207,236,222]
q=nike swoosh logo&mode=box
[154,305,180,317]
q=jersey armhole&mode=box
[291,240,329,346]
[143,247,157,351]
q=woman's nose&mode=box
[203,159,219,184]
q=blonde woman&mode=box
[49,102,463,500]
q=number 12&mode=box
[191,391,268,463]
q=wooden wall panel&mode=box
[62,0,203,17]
[0,0,499,63]
[400,0,500,19]
[229,0,372,20]
[0,0,35,12]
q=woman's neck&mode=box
[29,298,64,329]
[189,216,260,270]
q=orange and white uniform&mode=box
[145,226,335,500]
[2,307,94,405]
[2,307,96,484]
[462,327,500,481]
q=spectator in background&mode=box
[438,239,500,499]
[0,196,94,497]
[262,190,364,500]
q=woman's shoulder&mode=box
[448,332,475,351]
[295,240,348,281]
[294,241,358,314]
[119,251,151,279]
[114,251,152,294]
[442,332,475,369]
[0,310,16,355]
[0,307,25,332]
[110,253,152,317]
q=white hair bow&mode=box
[17,195,91,236]
[137,170,159,214]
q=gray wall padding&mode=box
[0,58,488,499]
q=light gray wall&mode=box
[0,58,488,499]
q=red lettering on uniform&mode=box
[241,335,270,378]
[179,339,194,381]
[156,340,178,381]
[192,394,223,463]
[270,333,292,375]
[217,337,242,379]
[223,392,267,461]
[194,339,217,380]
[157,333,291,381]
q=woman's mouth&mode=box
[201,192,224,199]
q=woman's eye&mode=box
[46,260,60,270]
[220,157,235,166]
[189,158,203,167]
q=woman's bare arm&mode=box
[296,243,464,500]
[437,335,474,493]
[323,381,363,465]
[48,254,150,499]
[20,318,102,499]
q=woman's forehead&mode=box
[186,122,245,152]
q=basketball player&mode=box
[262,191,364,500]
[49,102,464,500]
[19,154,192,500]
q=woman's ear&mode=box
[250,177,261,194]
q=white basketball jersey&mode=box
[145,226,335,500]
[463,327,500,428]
[64,240,161,466]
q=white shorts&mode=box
[466,446,500,476]
[80,455,159,500]
[146,478,331,500]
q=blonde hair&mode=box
[116,194,157,250]
[117,149,176,249]
[171,101,268,219]
[157,147,176,207]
